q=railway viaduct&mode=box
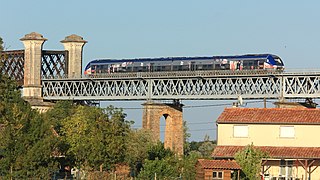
[1,32,184,155]
[3,32,320,155]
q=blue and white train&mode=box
[84,54,284,75]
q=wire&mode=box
[118,99,277,110]
[131,121,215,128]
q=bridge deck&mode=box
[41,70,320,101]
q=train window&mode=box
[181,65,189,71]
[204,64,213,70]
[275,59,283,66]
[163,65,171,71]
[155,66,161,71]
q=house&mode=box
[195,159,241,180]
[212,107,320,180]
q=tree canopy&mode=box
[235,143,268,180]
[0,72,59,179]
[0,37,3,51]
[0,59,202,178]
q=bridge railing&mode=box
[43,69,284,80]
[0,50,25,86]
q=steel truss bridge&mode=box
[42,70,320,101]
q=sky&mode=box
[2,0,320,141]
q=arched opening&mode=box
[160,114,169,142]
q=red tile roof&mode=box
[197,159,241,170]
[217,108,320,124]
[212,146,320,159]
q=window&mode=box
[280,126,295,138]
[279,160,293,178]
[233,125,248,138]
[279,160,286,176]
[213,171,223,180]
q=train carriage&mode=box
[84,54,284,75]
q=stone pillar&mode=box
[142,101,184,156]
[61,34,87,78]
[20,32,46,100]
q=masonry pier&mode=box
[142,101,184,155]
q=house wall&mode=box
[195,163,204,180]
[195,167,233,180]
[217,124,320,147]
[263,165,320,180]
[204,169,232,180]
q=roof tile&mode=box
[217,108,320,124]
[197,159,241,170]
[212,146,320,159]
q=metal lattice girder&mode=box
[42,70,296,101]
[42,78,149,100]
[0,50,24,86]
[42,71,320,101]
[41,50,68,78]
[283,75,320,98]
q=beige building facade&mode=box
[218,123,320,147]
[212,108,320,180]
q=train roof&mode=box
[85,54,282,69]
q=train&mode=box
[84,54,284,75]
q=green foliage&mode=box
[183,121,191,155]
[137,157,179,180]
[0,37,3,52]
[0,69,202,178]
[60,105,132,171]
[198,135,216,158]
[235,143,268,180]
[147,141,174,161]
[0,73,59,179]
[178,151,201,180]
[124,129,153,173]
[138,142,200,179]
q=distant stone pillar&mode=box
[61,34,87,78]
[20,32,46,100]
[142,101,184,156]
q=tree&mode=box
[234,143,268,180]
[198,135,216,158]
[0,37,3,52]
[178,151,201,180]
[60,105,132,171]
[146,141,174,161]
[183,120,192,155]
[138,142,200,180]
[0,73,59,179]
[124,129,153,176]
[137,157,179,180]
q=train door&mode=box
[190,62,195,71]
[149,63,154,72]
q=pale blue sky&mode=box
[2,1,320,141]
